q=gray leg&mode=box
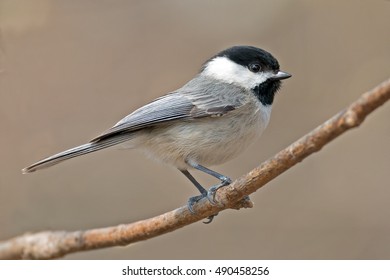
[180,169,219,224]
[181,170,207,195]
[186,161,232,204]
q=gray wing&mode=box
[22,77,248,173]
[92,77,247,142]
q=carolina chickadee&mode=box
[23,46,291,222]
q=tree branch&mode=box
[1,78,389,259]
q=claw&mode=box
[206,178,232,205]
[203,213,219,224]
[206,186,218,205]
[187,194,204,214]
[186,174,231,224]
[187,194,219,224]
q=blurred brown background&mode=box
[0,0,389,259]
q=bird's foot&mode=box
[206,176,232,205]
[187,194,205,215]
[187,194,219,224]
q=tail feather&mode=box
[22,134,131,174]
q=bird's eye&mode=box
[248,63,261,73]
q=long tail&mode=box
[22,134,132,174]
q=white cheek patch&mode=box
[202,56,273,89]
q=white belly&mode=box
[125,103,271,170]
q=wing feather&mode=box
[91,76,247,142]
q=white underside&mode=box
[121,100,271,170]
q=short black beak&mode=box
[269,71,291,81]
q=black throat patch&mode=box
[252,80,281,106]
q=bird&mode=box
[22,46,291,223]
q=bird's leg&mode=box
[181,169,207,213]
[180,170,218,224]
[186,161,232,205]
